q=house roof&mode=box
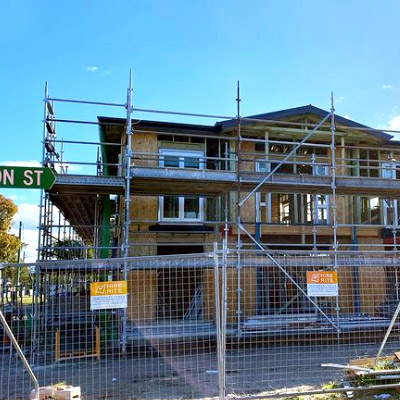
[98,116,217,175]
[98,105,393,173]
[216,104,392,141]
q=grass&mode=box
[21,295,33,305]
[285,392,400,400]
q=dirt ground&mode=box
[2,341,400,400]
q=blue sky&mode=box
[1,0,400,260]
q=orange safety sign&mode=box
[306,271,337,285]
[90,281,127,296]
[90,281,128,310]
[306,271,338,297]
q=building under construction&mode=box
[4,75,400,399]
[39,76,400,326]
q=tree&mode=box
[51,239,93,260]
[0,194,22,263]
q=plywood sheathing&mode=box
[129,194,157,256]
[325,237,386,317]
[132,132,158,167]
[271,193,279,223]
[331,267,355,315]
[127,270,157,322]
[232,224,380,239]
[357,237,386,316]
[202,267,256,323]
[130,195,158,239]
[204,233,217,253]
[238,141,256,223]
[357,237,385,251]
[130,196,158,222]
[240,140,255,172]
[129,232,157,257]
[240,192,256,223]
[359,267,386,316]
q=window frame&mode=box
[312,164,330,225]
[381,162,398,226]
[255,159,272,223]
[158,148,204,222]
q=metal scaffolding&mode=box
[7,72,400,399]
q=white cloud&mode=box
[10,203,64,262]
[18,229,38,262]
[387,115,400,131]
[83,66,112,76]
[8,194,26,202]
[12,203,39,231]
[63,164,83,172]
[381,115,400,140]
[11,203,40,262]
[382,84,394,90]
[84,66,98,72]
[335,96,345,104]
[0,159,83,174]
[0,160,41,167]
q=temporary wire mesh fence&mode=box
[2,250,400,399]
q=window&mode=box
[159,149,204,222]
[382,162,396,180]
[314,194,329,224]
[255,159,271,223]
[313,164,329,177]
[381,163,398,226]
[354,196,381,225]
[359,150,379,177]
[312,164,329,224]
[279,194,291,224]
[269,143,293,174]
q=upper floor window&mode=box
[381,162,396,179]
[255,159,271,223]
[313,164,329,177]
[159,148,204,169]
[255,159,270,173]
[159,149,204,222]
[359,149,379,178]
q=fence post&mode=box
[0,309,40,399]
[222,239,228,395]
[214,242,226,400]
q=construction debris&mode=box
[30,384,81,400]
[322,352,400,393]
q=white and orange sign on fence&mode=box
[90,281,128,310]
[306,271,338,297]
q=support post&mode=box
[235,81,242,336]
[121,69,133,354]
[351,226,361,315]
[330,93,340,336]
[213,243,225,400]
[32,82,50,365]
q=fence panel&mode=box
[224,251,400,398]
[2,252,400,399]
[1,254,220,400]
[0,265,37,399]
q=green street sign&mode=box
[0,166,56,189]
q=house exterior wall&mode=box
[202,267,257,323]
[115,117,397,325]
